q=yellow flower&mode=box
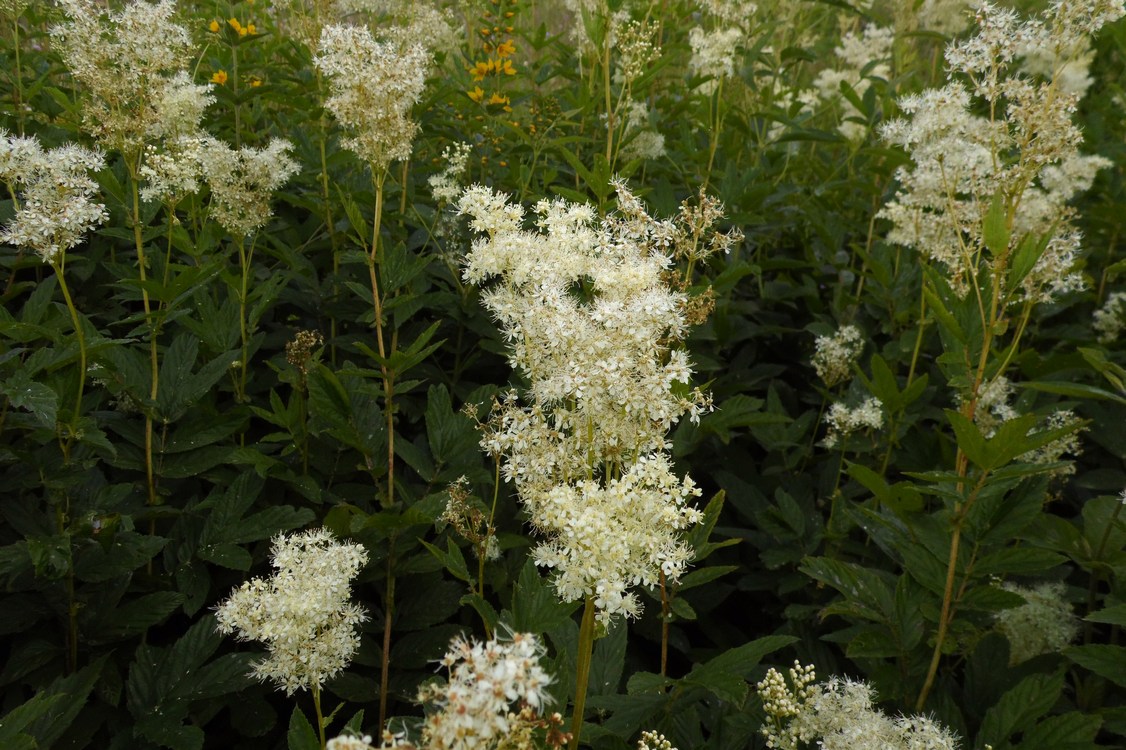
[500,59,516,75]
[248,75,262,87]
[247,23,256,34]
[467,86,485,103]
[212,69,228,85]
[208,19,220,32]
[496,40,516,58]
[469,61,491,81]
[486,92,510,107]
[228,17,243,34]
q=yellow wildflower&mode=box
[208,19,220,32]
[486,92,511,111]
[228,17,242,34]
[212,69,228,85]
[247,23,256,34]
[468,86,485,103]
[496,40,516,57]
[248,75,262,87]
[469,61,491,81]
[500,59,516,75]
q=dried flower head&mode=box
[0,131,107,264]
[214,528,368,695]
[286,330,325,377]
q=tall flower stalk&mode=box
[877,0,1124,709]
[315,22,430,731]
[458,181,740,748]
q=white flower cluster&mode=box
[995,581,1079,664]
[0,132,107,264]
[758,665,960,750]
[812,325,864,388]
[197,137,299,237]
[415,632,553,750]
[458,182,725,621]
[531,454,702,621]
[1094,291,1126,343]
[619,100,667,162]
[327,735,377,750]
[823,397,883,448]
[51,0,207,155]
[429,142,474,204]
[879,0,1122,304]
[316,23,430,174]
[802,25,894,141]
[214,528,368,696]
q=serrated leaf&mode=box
[682,635,798,702]
[287,706,320,750]
[1,371,57,428]
[1065,644,1126,687]
[510,559,579,633]
[977,671,1064,748]
[1016,712,1101,750]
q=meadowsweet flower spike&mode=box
[0,132,107,264]
[812,325,864,388]
[316,23,430,174]
[214,528,368,696]
[413,631,554,750]
[995,581,1079,664]
[51,0,198,154]
[198,137,299,236]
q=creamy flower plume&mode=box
[198,137,299,236]
[459,182,731,620]
[316,23,430,174]
[0,132,107,264]
[51,0,202,154]
[879,0,1121,304]
[214,528,368,695]
[995,581,1079,664]
[758,664,960,750]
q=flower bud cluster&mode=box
[823,397,883,448]
[215,528,368,696]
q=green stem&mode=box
[52,263,86,432]
[129,165,159,509]
[368,170,395,507]
[11,10,25,135]
[313,684,326,750]
[569,597,597,750]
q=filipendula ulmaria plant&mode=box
[215,528,368,750]
[458,179,740,749]
[875,0,1124,708]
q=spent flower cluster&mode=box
[214,528,368,695]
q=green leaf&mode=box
[1086,603,1126,626]
[1065,644,1126,687]
[1016,712,1101,750]
[420,538,472,583]
[23,657,106,748]
[1006,233,1050,293]
[510,559,579,633]
[0,693,66,750]
[0,370,57,428]
[977,671,1065,749]
[287,706,320,750]
[682,635,798,703]
[90,591,184,642]
[983,190,1010,257]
